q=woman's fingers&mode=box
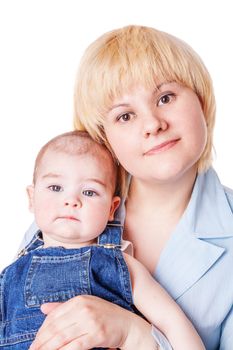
[61,334,114,350]
[40,302,61,315]
[30,295,117,350]
[30,322,87,350]
[30,298,82,349]
[29,295,151,350]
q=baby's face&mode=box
[27,150,120,248]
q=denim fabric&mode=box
[0,222,135,349]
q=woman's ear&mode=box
[26,185,35,213]
[108,196,121,221]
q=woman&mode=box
[30,25,233,349]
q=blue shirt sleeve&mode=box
[220,305,233,349]
[151,325,173,349]
[17,221,38,256]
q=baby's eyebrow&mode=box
[85,178,106,187]
[41,173,62,179]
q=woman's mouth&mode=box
[144,139,180,155]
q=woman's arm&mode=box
[29,295,158,350]
[124,253,205,350]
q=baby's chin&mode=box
[41,221,98,248]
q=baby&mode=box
[0,131,204,349]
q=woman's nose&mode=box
[142,113,168,138]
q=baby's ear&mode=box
[26,185,35,213]
[109,196,121,221]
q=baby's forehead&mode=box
[37,149,116,180]
[45,146,115,174]
[43,146,111,163]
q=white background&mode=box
[0,0,232,270]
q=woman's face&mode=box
[103,82,207,184]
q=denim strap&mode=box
[17,230,44,257]
[97,221,122,247]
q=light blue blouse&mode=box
[19,167,233,349]
[152,167,233,349]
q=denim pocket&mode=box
[25,250,91,307]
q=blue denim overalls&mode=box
[0,222,136,349]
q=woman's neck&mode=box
[127,167,197,222]
[124,167,197,272]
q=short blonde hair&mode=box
[74,25,216,172]
[33,130,124,196]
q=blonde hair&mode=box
[33,130,124,196]
[74,25,216,173]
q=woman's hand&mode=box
[29,295,157,350]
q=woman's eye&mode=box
[158,93,174,106]
[48,185,63,192]
[82,190,97,197]
[118,113,132,122]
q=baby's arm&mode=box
[123,253,205,350]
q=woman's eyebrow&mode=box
[110,81,177,111]
[156,81,176,90]
[156,83,165,90]
[110,103,130,111]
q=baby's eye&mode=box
[158,93,175,106]
[48,185,63,192]
[82,190,97,197]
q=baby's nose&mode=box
[64,199,81,208]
